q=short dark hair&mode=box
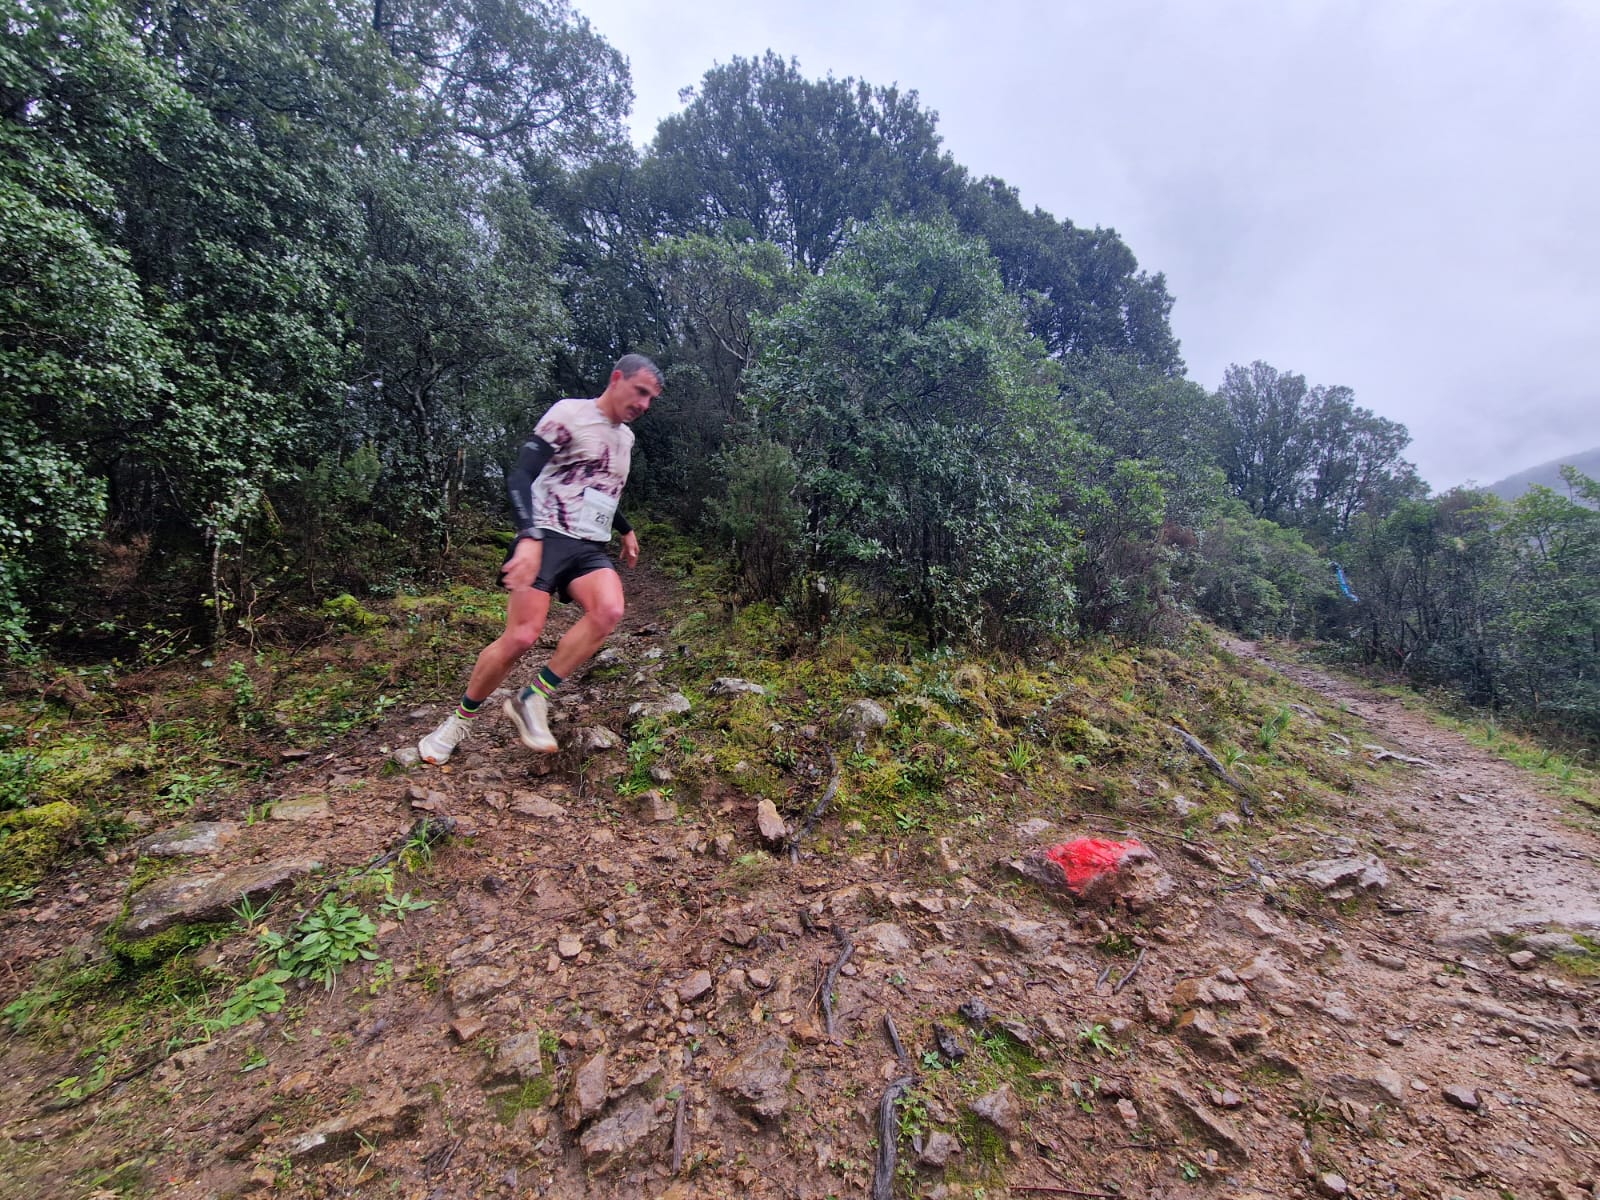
[614,353,663,388]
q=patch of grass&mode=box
[492,1076,554,1124]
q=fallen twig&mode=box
[884,1011,906,1062]
[789,748,842,862]
[821,928,854,1039]
[1112,947,1147,995]
[870,1073,915,1200]
[819,934,857,1036]
[1169,724,1254,816]
[1011,1187,1119,1198]
[671,1093,687,1174]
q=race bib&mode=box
[573,487,618,541]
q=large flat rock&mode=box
[119,856,323,938]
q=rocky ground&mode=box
[1,571,1598,1200]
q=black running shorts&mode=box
[500,531,615,602]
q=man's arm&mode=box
[501,435,556,589]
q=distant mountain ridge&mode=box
[1482,445,1600,501]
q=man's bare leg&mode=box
[467,585,552,699]
[420,586,551,764]
[503,569,625,753]
[548,569,626,676]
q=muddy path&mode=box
[1225,636,1600,939]
[1,603,1598,1200]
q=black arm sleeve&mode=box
[614,511,632,536]
[506,436,556,537]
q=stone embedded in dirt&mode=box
[1507,950,1537,970]
[574,726,622,752]
[1317,1172,1350,1197]
[678,970,713,1003]
[642,789,677,822]
[934,1027,967,1064]
[709,677,766,696]
[1164,1083,1249,1160]
[1007,842,1174,911]
[1383,1028,1407,1046]
[1172,795,1197,817]
[448,965,517,1009]
[118,855,322,940]
[1176,1009,1237,1061]
[1442,1084,1481,1111]
[510,791,565,818]
[557,934,583,959]
[721,924,759,947]
[1237,955,1293,998]
[717,1035,793,1122]
[565,1052,610,1128]
[839,698,890,738]
[859,922,912,956]
[1014,817,1055,840]
[1115,1098,1140,1132]
[1302,855,1390,893]
[629,692,691,720]
[992,918,1055,956]
[916,1130,959,1167]
[137,821,241,858]
[968,1083,1021,1136]
[755,799,787,845]
[1172,974,1248,1008]
[578,1095,669,1168]
[1290,1138,1317,1179]
[1212,812,1243,832]
[285,1091,425,1164]
[747,968,773,991]
[1328,1070,1405,1106]
[486,1031,545,1083]
[1364,949,1408,971]
[391,746,421,768]
[269,796,330,822]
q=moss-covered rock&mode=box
[0,801,84,890]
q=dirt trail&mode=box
[1226,636,1600,939]
[2,596,1599,1200]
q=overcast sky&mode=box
[576,0,1600,492]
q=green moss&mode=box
[0,801,84,889]
[319,593,386,631]
[955,1110,1009,1173]
[492,1076,554,1124]
[104,920,230,971]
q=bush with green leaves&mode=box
[743,215,1077,643]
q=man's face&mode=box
[614,369,661,422]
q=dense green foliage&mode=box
[3,1,1593,741]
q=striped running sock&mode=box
[455,695,486,720]
[523,667,564,702]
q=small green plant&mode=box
[216,970,292,1028]
[259,895,378,989]
[1258,704,1292,750]
[1005,741,1037,773]
[241,1045,269,1073]
[378,891,434,921]
[1078,1023,1116,1056]
[1179,1160,1201,1181]
[230,894,273,931]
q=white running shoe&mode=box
[503,690,558,753]
[419,713,473,764]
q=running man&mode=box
[418,354,663,764]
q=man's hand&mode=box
[501,538,542,590]
[619,530,640,569]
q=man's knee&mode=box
[587,596,625,634]
[499,622,543,656]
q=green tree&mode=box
[744,216,1075,643]
[646,52,956,270]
